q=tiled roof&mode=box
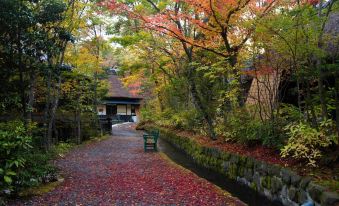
[106,75,142,99]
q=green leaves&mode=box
[111,32,151,47]
[37,0,66,24]
[0,121,32,191]
[4,176,12,184]
[281,120,336,167]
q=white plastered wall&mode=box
[127,104,132,115]
[97,105,106,115]
[117,105,127,115]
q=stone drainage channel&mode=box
[157,138,283,206]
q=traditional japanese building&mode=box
[97,70,143,123]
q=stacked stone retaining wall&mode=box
[146,126,339,206]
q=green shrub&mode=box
[0,121,32,192]
[170,109,203,131]
[219,109,264,145]
[140,105,159,122]
[17,152,56,188]
[0,121,60,196]
[281,119,338,167]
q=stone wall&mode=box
[147,126,339,206]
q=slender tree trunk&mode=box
[46,42,67,147]
[318,65,328,120]
[27,69,36,123]
[316,0,329,120]
[17,30,27,123]
[47,69,63,147]
[43,61,53,149]
[93,71,103,136]
[16,1,27,124]
[76,108,81,144]
[53,120,58,144]
[335,75,339,136]
[296,76,302,115]
[306,80,318,127]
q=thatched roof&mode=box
[106,75,142,99]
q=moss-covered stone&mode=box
[222,161,230,172]
[220,152,231,161]
[239,155,247,166]
[261,176,272,189]
[228,163,238,179]
[152,126,339,206]
[238,166,245,177]
[321,191,339,206]
[229,155,240,164]
[281,168,292,185]
[216,159,224,173]
[210,148,222,159]
[308,182,325,203]
[252,159,261,170]
[244,168,253,181]
[299,177,312,189]
[245,157,255,169]
[250,182,257,191]
[297,189,308,204]
[288,186,297,201]
[267,165,281,176]
[258,162,268,176]
[253,172,261,191]
[290,173,302,186]
[271,177,283,194]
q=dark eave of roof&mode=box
[101,99,141,105]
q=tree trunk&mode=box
[318,65,328,120]
[53,119,58,144]
[43,62,52,149]
[17,30,27,124]
[47,75,61,148]
[335,75,339,136]
[46,42,67,148]
[76,108,81,144]
[93,72,103,136]
[187,65,216,140]
[306,80,318,127]
[27,70,36,123]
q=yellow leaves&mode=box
[64,45,104,76]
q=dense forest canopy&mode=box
[0,0,338,201]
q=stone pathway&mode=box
[13,123,245,206]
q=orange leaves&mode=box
[101,0,279,58]
[98,0,127,13]
[307,0,320,6]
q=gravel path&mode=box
[13,123,245,206]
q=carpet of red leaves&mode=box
[11,123,245,206]
[174,130,297,167]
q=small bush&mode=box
[0,121,32,192]
[281,119,338,167]
[51,142,75,157]
[219,109,264,145]
[17,152,57,188]
[170,109,203,131]
[0,121,60,196]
